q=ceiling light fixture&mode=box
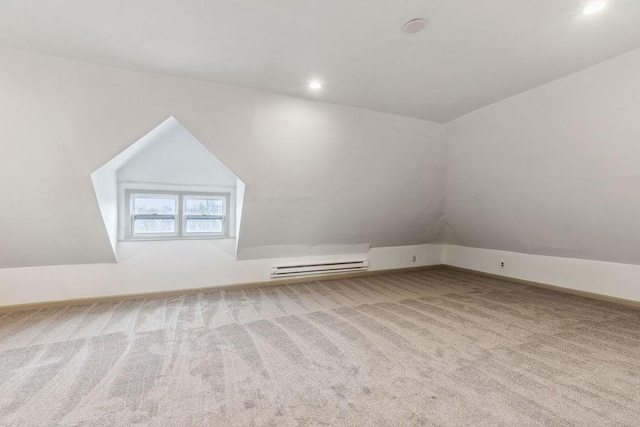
[402,18,428,34]
[583,1,609,15]
[308,81,322,90]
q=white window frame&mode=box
[125,189,230,240]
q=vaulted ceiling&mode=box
[0,0,639,122]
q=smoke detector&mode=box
[402,18,428,34]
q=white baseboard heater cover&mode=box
[271,260,368,279]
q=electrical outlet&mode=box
[412,255,417,263]
[500,260,505,268]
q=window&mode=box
[125,190,229,239]
[183,195,225,235]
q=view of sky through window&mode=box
[185,198,224,215]
[134,197,176,214]
[185,198,224,233]
[133,196,177,234]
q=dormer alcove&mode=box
[91,117,245,261]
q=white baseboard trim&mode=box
[443,245,640,304]
[0,265,444,314]
[5,243,640,310]
[0,243,443,308]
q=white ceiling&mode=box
[0,0,639,122]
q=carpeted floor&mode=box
[1,267,640,426]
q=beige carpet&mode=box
[1,268,640,426]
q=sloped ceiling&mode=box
[233,99,446,260]
[0,1,639,122]
[0,48,445,268]
[445,46,640,265]
[116,121,238,188]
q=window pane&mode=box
[133,218,175,234]
[185,198,224,215]
[186,218,223,233]
[133,197,176,215]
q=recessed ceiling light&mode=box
[308,81,322,90]
[402,18,428,34]
[583,1,609,15]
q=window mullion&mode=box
[178,194,184,237]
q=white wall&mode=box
[444,245,640,302]
[445,46,640,266]
[6,44,640,306]
[235,179,246,253]
[0,48,447,306]
[90,167,118,257]
[0,243,442,307]
[0,47,446,270]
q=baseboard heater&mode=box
[270,260,368,279]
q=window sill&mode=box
[119,236,233,243]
